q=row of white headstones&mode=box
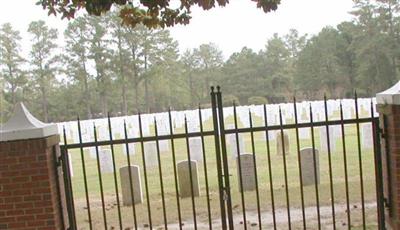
[65,121,374,177]
[58,97,377,145]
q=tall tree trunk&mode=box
[131,47,139,111]
[41,84,48,122]
[144,54,150,113]
[82,61,92,119]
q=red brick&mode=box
[16,215,34,222]
[25,208,44,215]
[6,209,24,216]
[15,202,33,209]
[8,221,25,228]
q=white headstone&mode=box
[122,143,136,156]
[144,142,158,168]
[177,160,200,198]
[228,133,246,158]
[120,165,143,205]
[319,126,337,153]
[189,137,203,162]
[362,123,373,149]
[99,149,114,173]
[236,153,256,192]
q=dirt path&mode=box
[163,202,377,229]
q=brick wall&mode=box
[0,135,63,230]
[378,104,400,230]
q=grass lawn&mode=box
[66,114,379,229]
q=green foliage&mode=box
[222,94,240,107]
[2,0,400,122]
[37,0,280,28]
[248,96,268,105]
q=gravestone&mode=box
[89,147,97,159]
[260,130,276,141]
[159,140,170,153]
[300,147,319,186]
[122,143,136,156]
[99,148,114,173]
[319,126,337,153]
[119,165,143,205]
[189,137,203,162]
[144,142,158,168]
[299,128,310,140]
[362,123,373,149]
[236,153,256,192]
[177,160,200,198]
[228,133,246,157]
[276,131,290,155]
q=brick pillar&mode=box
[0,103,64,230]
[377,81,400,230]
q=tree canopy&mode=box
[36,0,281,28]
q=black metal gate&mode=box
[59,87,385,229]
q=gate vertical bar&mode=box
[279,107,291,230]
[77,118,93,230]
[153,118,168,229]
[233,103,247,230]
[107,114,123,230]
[210,86,227,229]
[168,109,183,229]
[216,86,234,229]
[263,104,277,229]
[339,102,351,230]
[93,125,108,229]
[198,106,213,229]
[293,97,306,229]
[309,104,321,229]
[371,101,385,229]
[323,95,336,229]
[123,121,138,229]
[184,116,198,230]
[354,93,366,229]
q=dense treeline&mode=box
[1,0,399,122]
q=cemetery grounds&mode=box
[66,110,378,229]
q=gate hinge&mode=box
[379,128,386,138]
[56,156,62,167]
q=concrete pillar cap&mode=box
[0,102,58,141]
[377,80,400,105]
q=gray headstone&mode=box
[177,160,200,198]
[362,123,373,149]
[120,165,143,205]
[144,142,158,168]
[300,147,319,186]
[276,131,290,155]
[189,137,203,162]
[236,153,256,192]
[99,148,114,173]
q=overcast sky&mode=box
[0,0,355,58]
